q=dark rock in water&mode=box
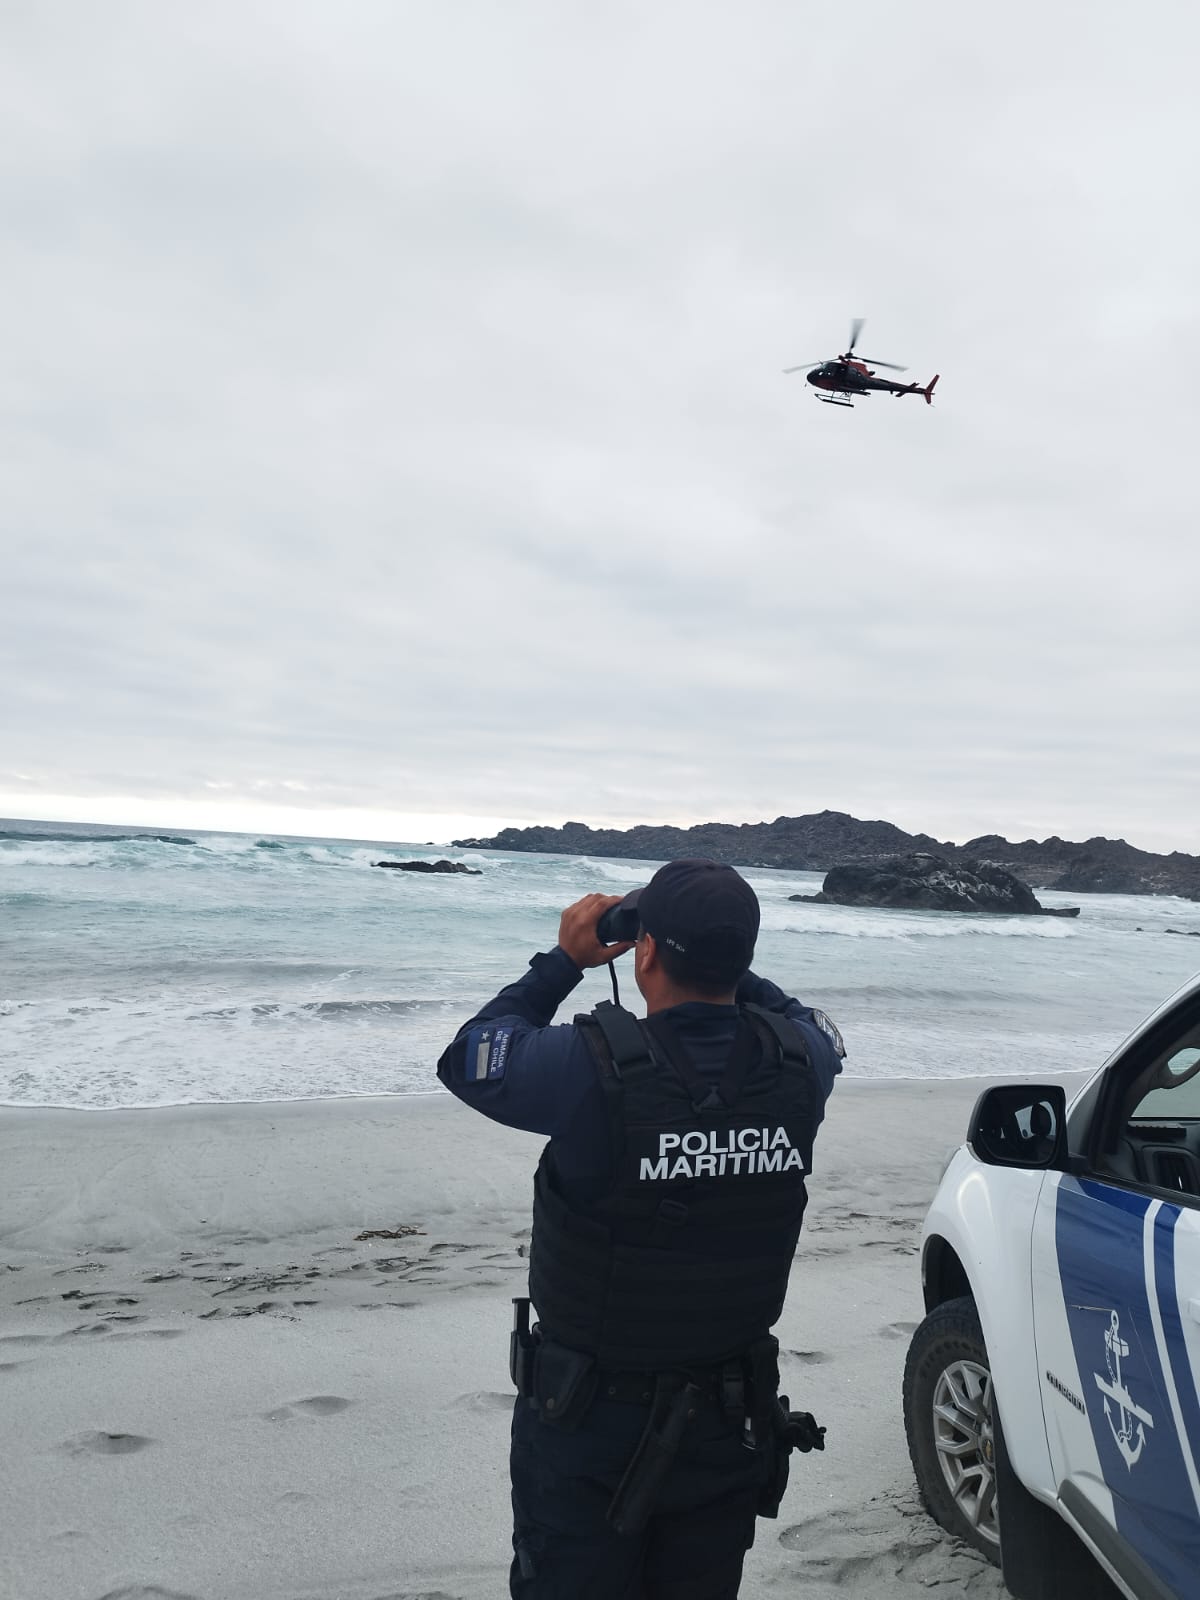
[1166,927,1200,937]
[374,859,482,875]
[789,853,1071,916]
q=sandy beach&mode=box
[0,1075,1089,1600]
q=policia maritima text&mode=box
[437,858,843,1599]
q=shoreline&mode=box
[0,1062,1095,1119]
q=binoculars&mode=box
[596,900,642,946]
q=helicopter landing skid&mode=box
[816,393,856,408]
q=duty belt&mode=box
[508,1300,824,1535]
[510,1298,748,1420]
[596,1369,657,1406]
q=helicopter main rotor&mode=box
[784,318,908,373]
[839,317,906,369]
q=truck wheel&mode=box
[993,1402,1121,1600]
[903,1297,1000,1563]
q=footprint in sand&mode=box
[63,1291,139,1310]
[369,1592,466,1600]
[262,1395,354,1422]
[110,1327,188,1341]
[97,1588,200,1599]
[777,1492,1000,1592]
[61,1431,154,1456]
[452,1391,514,1412]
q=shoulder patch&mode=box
[811,1009,846,1059]
[465,1024,515,1083]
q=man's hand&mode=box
[558,894,635,970]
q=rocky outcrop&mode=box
[374,859,482,875]
[452,811,1200,900]
[453,812,948,872]
[789,854,1078,915]
[953,834,1200,898]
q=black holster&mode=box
[607,1376,703,1538]
[510,1297,537,1398]
[510,1299,598,1433]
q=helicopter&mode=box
[785,320,939,408]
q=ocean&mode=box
[2,819,1198,1111]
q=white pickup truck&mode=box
[903,972,1200,1600]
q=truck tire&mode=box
[993,1401,1121,1600]
[904,1298,1122,1597]
[903,1296,1000,1563]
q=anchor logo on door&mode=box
[1094,1309,1155,1469]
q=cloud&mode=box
[2,1,1198,852]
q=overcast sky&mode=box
[3,1,1198,850]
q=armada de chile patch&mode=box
[811,1009,846,1059]
[465,1024,514,1082]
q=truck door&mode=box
[1032,1021,1200,1600]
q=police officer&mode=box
[436,859,843,1599]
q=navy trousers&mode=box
[510,1389,769,1599]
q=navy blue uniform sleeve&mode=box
[435,946,601,1138]
[737,969,845,1107]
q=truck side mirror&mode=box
[967,1085,1068,1170]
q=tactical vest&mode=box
[528,1001,822,1372]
